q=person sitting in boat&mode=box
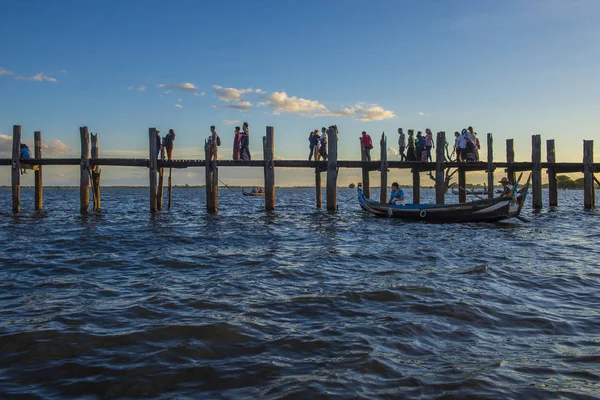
[389,182,405,205]
[252,187,258,193]
[498,177,513,197]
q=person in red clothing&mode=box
[361,131,373,161]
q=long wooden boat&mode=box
[242,187,265,197]
[358,176,530,223]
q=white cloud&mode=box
[43,140,70,156]
[16,73,57,82]
[60,70,68,74]
[212,85,253,102]
[156,82,197,92]
[353,106,396,121]
[194,92,206,97]
[419,112,425,116]
[128,85,146,92]
[0,134,11,152]
[388,147,399,157]
[178,98,182,102]
[174,104,184,108]
[256,89,266,95]
[222,101,253,110]
[223,119,241,125]
[0,68,13,76]
[262,91,329,116]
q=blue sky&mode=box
[1,0,599,186]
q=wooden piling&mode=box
[531,134,542,209]
[360,137,370,199]
[157,167,164,210]
[326,126,338,211]
[583,140,595,209]
[379,133,387,204]
[435,131,446,204]
[412,169,420,204]
[458,168,466,203]
[11,125,21,213]
[79,126,90,214]
[315,168,322,208]
[506,139,516,184]
[34,131,43,210]
[547,139,558,206]
[486,133,494,199]
[205,139,218,213]
[149,128,158,212]
[90,133,101,211]
[264,126,275,211]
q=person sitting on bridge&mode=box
[20,143,31,174]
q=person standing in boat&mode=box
[361,131,373,161]
[425,129,435,162]
[406,130,416,161]
[398,128,406,161]
[240,122,251,161]
[233,126,242,160]
[319,127,328,161]
[308,130,320,161]
[388,182,405,205]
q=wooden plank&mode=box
[90,133,101,211]
[34,131,43,210]
[458,167,466,203]
[506,139,516,184]
[435,131,445,204]
[264,126,275,211]
[547,139,558,207]
[486,133,494,199]
[531,134,542,209]
[149,128,158,212]
[326,126,338,211]
[360,137,370,198]
[583,140,595,209]
[412,168,420,204]
[379,133,387,204]
[11,125,21,213]
[80,126,90,214]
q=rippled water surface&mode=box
[1,187,599,399]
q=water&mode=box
[0,187,599,399]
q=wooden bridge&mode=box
[2,125,598,214]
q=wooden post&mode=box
[149,128,158,212]
[360,137,370,199]
[531,134,542,209]
[34,131,43,210]
[583,140,595,209]
[486,133,494,199]
[11,125,21,214]
[80,126,90,214]
[315,168,322,208]
[379,133,387,204]
[205,140,218,213]
[547,139,558,206]
[506,139,516,184]
[157,167,164,210]
[435,131,446,204]
[326,126,338,211]
[458,168,466,203]
[412,168,420,204]
[264,126,275,211]
[90,133,101,211]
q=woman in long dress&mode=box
[233,126,241,160]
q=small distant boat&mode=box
[451,187,488,196]
[242,187,265,196]
[358,174,530,223]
